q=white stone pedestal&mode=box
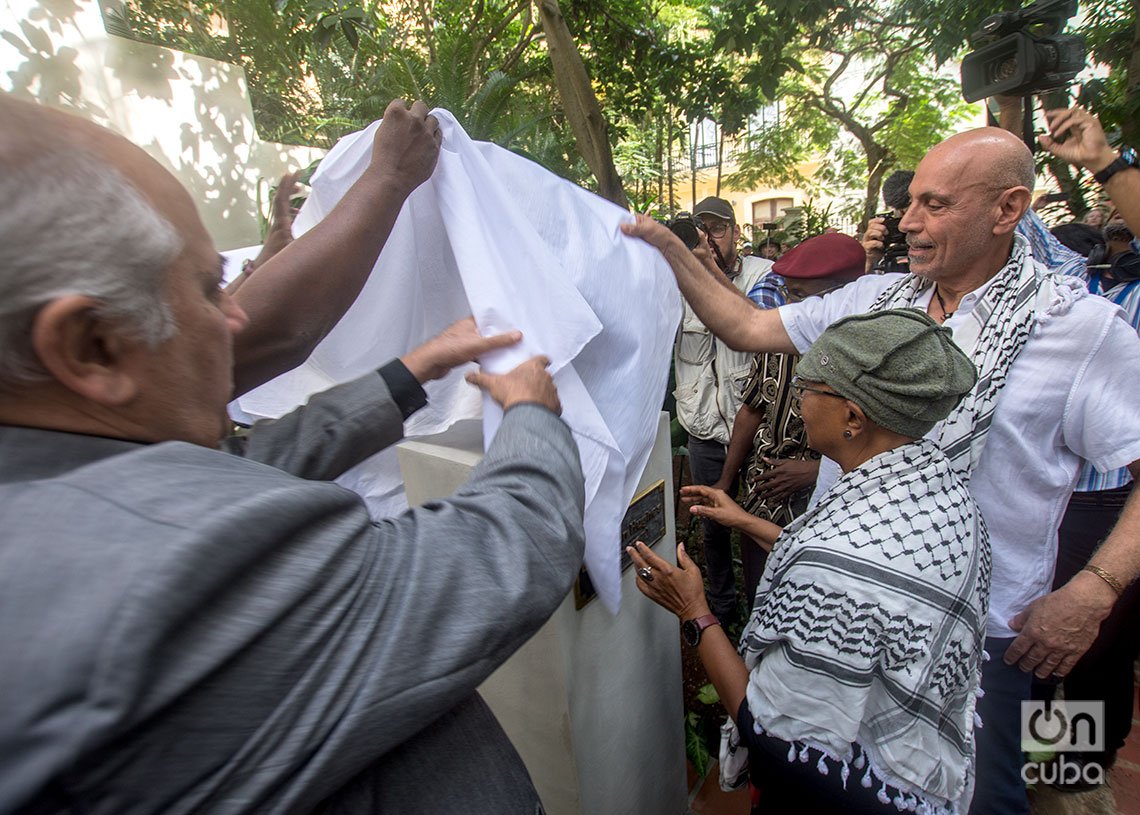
[397,412,687,815]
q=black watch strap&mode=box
[1094,147,1138,185]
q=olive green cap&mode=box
[795,308,977,438]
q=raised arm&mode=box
[681,484,783,550]
[627,540,750,725]
[226,170,302,295]
[1041,106,1140,239]
[622,215,795,354]
[231,100,442,396]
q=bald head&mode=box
[926,127,1036,193]
[900,127,1036,288]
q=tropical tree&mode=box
[118,0,981,218]
[728,6,974,230]
[895,0,1136,221]
[900,0,1138,144]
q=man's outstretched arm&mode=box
[622,215,795,355]
[231,100,442,396]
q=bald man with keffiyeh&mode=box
[625,119,1140,814]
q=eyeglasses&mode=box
[790,377,848,403]
[700,219,730,238]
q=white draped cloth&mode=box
[233,111,680,613]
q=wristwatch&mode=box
[1093,147,1138,185]
[682,614,721,647]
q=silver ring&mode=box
[637,566,653,582]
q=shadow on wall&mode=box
[1,0,322,249]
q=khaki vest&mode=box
[674,255,772,444]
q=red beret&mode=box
[773,233,867,280]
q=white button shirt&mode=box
[781,271,1140,638]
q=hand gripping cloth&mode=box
[236,111,681,613]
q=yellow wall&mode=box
[681,168,805,239]
[674,150,843,240]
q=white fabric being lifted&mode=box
[236,110,680,613]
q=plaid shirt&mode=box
[747,272,786,309]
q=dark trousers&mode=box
[687,436,741,623]
[969,637,1033,815]
[749,735,901,814]
[738,699,902,814]
[1032,485,1140,760]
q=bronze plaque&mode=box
[574,480,667,609]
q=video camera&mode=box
[960,0,1084,103]
[664,212,704,250]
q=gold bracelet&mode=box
[1082,564,1124,597]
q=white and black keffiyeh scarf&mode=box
[720,439,990,814]
[865,235,1083,482]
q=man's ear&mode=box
[993,186,1032,235]
[31,296,142,406]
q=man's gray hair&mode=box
[0,150,180,383]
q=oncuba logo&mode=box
[1020,701,1105,787]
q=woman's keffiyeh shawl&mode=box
[721,439,990,813]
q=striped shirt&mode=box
[1018,210,1139,491]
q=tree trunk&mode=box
[656,114,663,212]
[715,121,724,197]
[690,126,697,210]
[1045,157,1088,219]
[536,0,628,209]
[860,143,890,235]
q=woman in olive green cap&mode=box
[630,309,990,814]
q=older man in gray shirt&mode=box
[0,96,585,814]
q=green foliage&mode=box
[111,0,380,144]
[779,199,837,245]
[557,0,861,206]
[118,0,1057,221]
[898,0,1138,144]
[685,711,712,777]
[116,0,572,165]
[696,682,720,705]
[728,4,974,229]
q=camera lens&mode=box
[671,221,701,250]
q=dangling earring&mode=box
[843,430,853,439]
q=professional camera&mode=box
[665,212,705,250]
[878,212,908,263]
[960,0,1084,103]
